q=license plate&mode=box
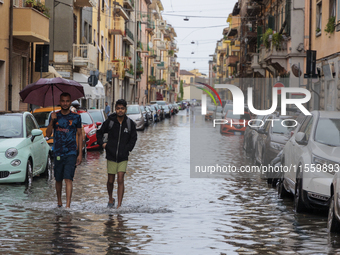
[234,132,241,135]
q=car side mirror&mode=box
[31,129,43,142]
[295,132,308,145]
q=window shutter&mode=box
[257,26,263,52]
[268,15,275,30]
[285,1,291,36]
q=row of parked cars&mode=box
[126,101,179,131]
[242,109,340,232]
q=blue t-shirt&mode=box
[105,105,110,115]
[51,111,81,156]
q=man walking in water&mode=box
[46,92,83,208]
[97,99,137,209]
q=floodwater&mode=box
[1,109,340,254]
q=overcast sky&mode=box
[161,0,236,74]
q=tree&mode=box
[180,80,184,100]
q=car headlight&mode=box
[5,148,18,159]
[312,155,339,175]
[11,159,21,166]
[88,129,96,136]
[270,142,284,151]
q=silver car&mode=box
[126,105,145,131]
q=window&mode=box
[338,0,340,22]
[26,115,36,137]
[190,77,193,83]
[94,29,96,45]
[102,0,105,11]
[21,57,26,91]
[84,21,88,42]
[316,2,322,33]
[331,0,336,18]
[13,0,20,7]
[108,41,111,59]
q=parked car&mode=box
[254,116,297,166]
[279,111,340,213]
[153,104,165,120]
[140,106,153,126]
[149,104,160,122]
[77,109,99,149]
[127,105,145,130]
[328,171,340,232]
[150,100,166,106]
[88,109,107,129]
[145,106,155,123]
[0,112,52,184]
[220,110,251,135]
[162,105,172,118]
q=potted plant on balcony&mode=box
[25,0,35,7]
[168,50,174,56]
[272,32,283,50]
[148,75,156,85]
[33,1,50,18]
[262,28,273,49]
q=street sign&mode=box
[88,75,98,87]
[274,82,285,95]
[107,70,112,82]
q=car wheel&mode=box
[294,170,307,213]
[278,178,290,198]
[328,194,340,233]
[24,160,33,185]
[42,154,52,178]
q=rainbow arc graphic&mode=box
[195,82,222,106]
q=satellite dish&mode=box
[148,42,153,48]
[291,64,302,77]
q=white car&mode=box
[278,111,340,213]
[0,112,52,184]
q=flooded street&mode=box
[1,109,340,254]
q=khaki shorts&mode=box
[107,160,128,175]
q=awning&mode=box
[73,72,94,99]
[94,38,102,53]
[103,44,110,59]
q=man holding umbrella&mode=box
[46,92,83,208]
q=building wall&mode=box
[0,1,9,111]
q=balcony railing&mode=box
[123,0,134,11]
[125,28,134,41]
[154,32,162,41]
[73,44,97,69]
[157,41,166,50]
[157,62,166,70]
[226,55,238,66]
[109,18,125,35]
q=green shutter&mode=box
[285,1,291,36]
[268,15,275,30]
[257,26,263,53]
[151,67,154,76]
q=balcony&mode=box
[74,0,97,7]
[114,6,129,20]
[13,8,49,43]
[123,56,131,70]
[154,32,162,41]
[123,28,134,45]
[157,41,166,51]
[123,0,134,11]
[226,55,238,67]
[146,20,155,34]
[263,41,288,73]
[73,44,97,69]
[154,56,161,63]
[157,62,166,70]
[251,53,265,76]
[109,18,125,35]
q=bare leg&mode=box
[107,174,115,204]
[56,181,63,207]
[65,179,73,208]
[116,172,125,209]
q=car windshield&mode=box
[226,111,251,120]
[80,112,93,125]
[315,118,340,146]
[127,106,140,115]
[163,105,169,110]
[272,119,296,134]
[156,101,166,105]
[33,111,50,128]
[140,106,145,112]
[0,115,23,138]
[88,111,103,123]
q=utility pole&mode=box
[8,0,13,111]
[97,0,100,69]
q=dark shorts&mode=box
[54,154,77,182]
